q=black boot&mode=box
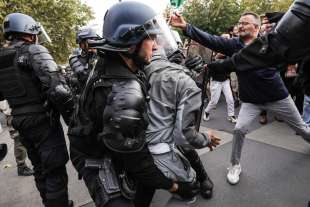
[45,197,72,207]
[68,200,74,207]
[178,147,214,199]
[0,143,7,161]
[18,165,34,176]
[199,176,214,199]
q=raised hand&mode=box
[170,13,187,30]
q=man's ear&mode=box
[128,45,136,54]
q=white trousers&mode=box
[205,79,234,116]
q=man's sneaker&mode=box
[227,116,237,123]
[227,164,242,185]
[203,112,210,121]
[18,165,34,176]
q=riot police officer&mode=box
[69,26,100,94]
[68,2,199,207]
[0,13,74,207]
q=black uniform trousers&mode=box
[70,144,173,207]
[12,113,69,207]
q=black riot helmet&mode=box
[76,26,101,44]
[3,13,40,40]
[3,13,51,43]
[102,1,160,52]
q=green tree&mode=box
[182,0,293,36]
[0,0,93,63]
[240,0,293,14]
[183,0,242,35]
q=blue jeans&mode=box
[303,95,310,125]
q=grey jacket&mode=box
[145,51,209,150]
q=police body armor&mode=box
[69,58,147,202]
[100,78,147,153]
[0,43,45,115]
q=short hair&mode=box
[241,12,261,26]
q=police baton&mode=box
[195,64,210,131]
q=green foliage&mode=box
[239,0,293,14]
[182,0,293,36]
[170,0,186,8]
[183,0,242,35]
[0,0,93,63]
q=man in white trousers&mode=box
[204,35,236,123]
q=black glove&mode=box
[49,84,75,125]
[174,182,200,200]
[0,143,7,162]
[185,55,203,72]
[168,49,185,64]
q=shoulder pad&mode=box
[69,55,80,65]
[28,44,49,55]
[110,79,144,109]
[69,48,81,60]
[28,44,57,72]
[112,79,142,93]
[69,56,86,74]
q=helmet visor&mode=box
[143,15,178,57]
[37,23,51,44]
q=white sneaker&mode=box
[227,164,242,185]
[203,112,210,121]
[227,116,237,123]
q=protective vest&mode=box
[101,78,147,153]
[69,57,148,154]
[0,44,44,114]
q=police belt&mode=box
[12,104,46,115]
[148,143,172,154]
